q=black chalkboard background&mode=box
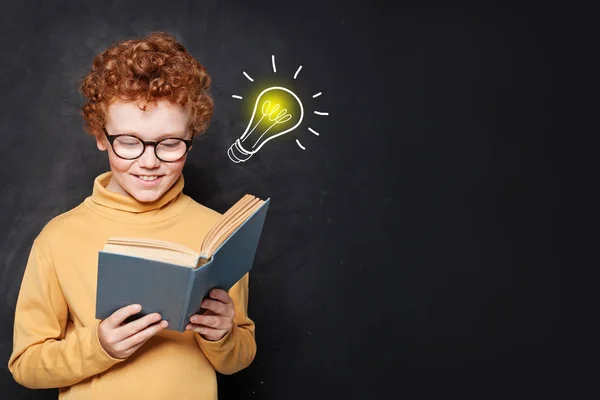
[0,1,561,399]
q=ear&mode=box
[96,134,107,151]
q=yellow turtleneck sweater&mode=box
[8,172,257,400]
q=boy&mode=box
[8,31,256,399]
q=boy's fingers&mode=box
[201,299,229,316]
[120,313,163,339]
[121,319,168,351]
[188,325,228,341]
[107,304,142,328]
[209,289,232,304]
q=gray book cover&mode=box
[95,198,270,332]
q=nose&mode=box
[137,144,161,168]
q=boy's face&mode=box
[96,100,193,203]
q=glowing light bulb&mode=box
[228,86,304,163]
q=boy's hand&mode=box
[98,304,168,359]
[186,288,235,341]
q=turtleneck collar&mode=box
[84,171,191,223]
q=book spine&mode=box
[178,268,196,332]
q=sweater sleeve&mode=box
[7,242,125,389]
[194,272,257,375]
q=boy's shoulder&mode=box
[35,202,89,242]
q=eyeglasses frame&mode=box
[102,126,193,163]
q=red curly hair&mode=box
[80,31,213,138]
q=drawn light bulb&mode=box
[228,86,304,163]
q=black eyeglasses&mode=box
[102,127,193,163]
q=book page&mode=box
[202,195,256,249]
[202,198,258,254]
[107,237,199,257]
[202,198,264,257]
[102,243,197,267]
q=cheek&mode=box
[107,152,133,173]
[165,158,186,175]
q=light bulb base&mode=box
[227,140,253,163]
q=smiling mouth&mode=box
[133,175,163,181]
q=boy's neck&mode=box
[105,176,130,198]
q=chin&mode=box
[130,190,165,203]
[128,189,166,203]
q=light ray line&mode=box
[232,95,243,99]
[294,65,303,79]
[312,92,322,98]
[308,127,320,136]
[271,55,276,72]
[314,111,329,116]
[243,71,254,82]
[296,139,306,150]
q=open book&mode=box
[95,194,270,332]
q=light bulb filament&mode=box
[262,100,279,116]
[244,101,284,140]
[252,102,294,148]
